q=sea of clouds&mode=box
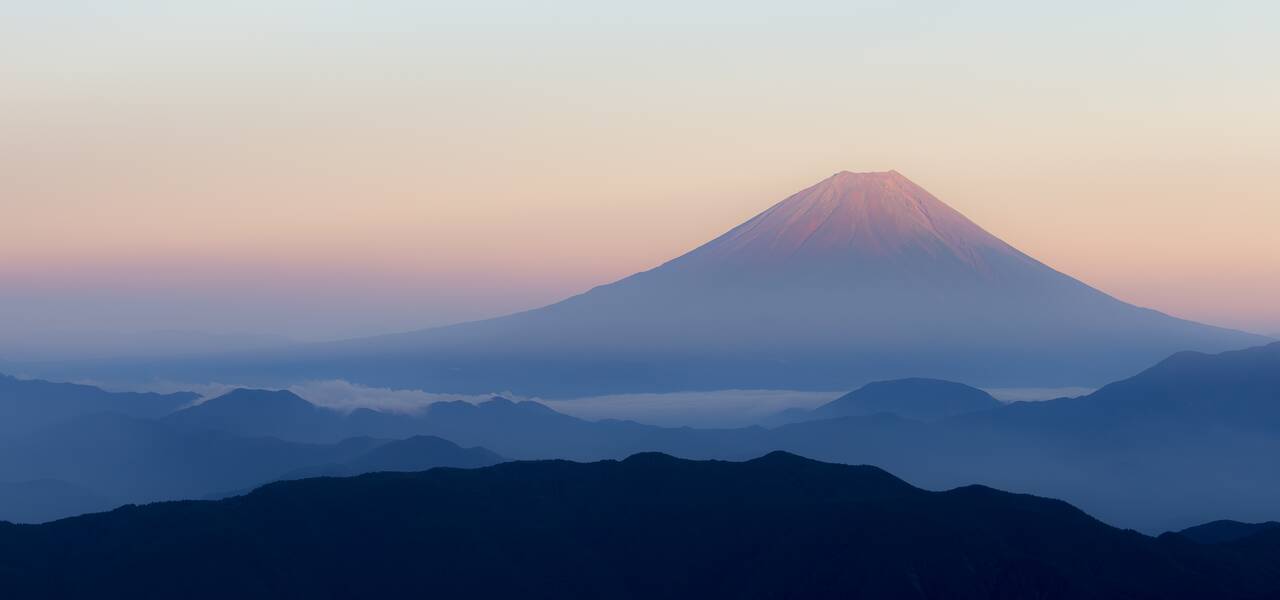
[95,379,1092,428]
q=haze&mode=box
[3,2,1279,360]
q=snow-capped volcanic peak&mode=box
[678,170,1019,270]
[219,169,1266,397]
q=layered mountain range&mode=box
[4,453,1280,599]
[4,342,1279,529]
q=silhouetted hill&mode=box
[0,413,383,518]
[386,345,1280,531]
[806,378,1000,422]
[163,392,670,456]
[2,453,1278,598]
[6,343,1280,531]
[1179,520,1280,544]
[954,342,1280,435]
[166,388,348,443]
[279,435,503,479]
[0,396,507,523]
[1085,342,1280,432]
[0,374,196,437]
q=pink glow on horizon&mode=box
[2,3,1278,344]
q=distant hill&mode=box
[0,413,381,508]
[0,374,197,437]
[166,392,668,455]
[165,388,349,443]
[0,388,508,523]
[1179,520,1280,544]
[4,344,1280,530]
[806,378,1000,422]
[2,452,1278,598]
[958,342,1280,434]
[278,435,503,479]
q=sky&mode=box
[2,1,1278,359]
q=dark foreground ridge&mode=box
[2,452,1279,599]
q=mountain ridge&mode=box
[806,377,1001,422]
[667,170,1027,275]
[4,341,1280,529]
[2,452,1277,598]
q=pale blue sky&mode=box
[2,1,1278,356]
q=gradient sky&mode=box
[3,2,1278,357]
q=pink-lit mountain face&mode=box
[679,171,1016,272]
[657,171,1078,293]
[151,172,1270,396]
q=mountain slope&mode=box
[152,170,1258,396]
[278,435,503,479]
[0,374,197,437]
[808,378,1001,422]
[0,413,384,511]
[165,389,348,443]
[1,452,1277,599]
[1179,520,1280,545]
[56,343,1278,531]
[959,342,1280,434]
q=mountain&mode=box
[0,380,511,522]
[0,374,197,437]
[0,404,506,522]
[278,435,503,479]
[0,413,385,519]
[1084,342,1280,432]
[1179,520,1280,544]
[6,341,1279,530]
[108,170,1262,396]
[165,388,349,443]
[162,392,677,457]
[67,344,1279,531]
[960,342,1280,434]
[805,378,1000,422]
[2,452,1278,599]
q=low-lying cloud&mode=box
[543,390,840,428]
[96,379,843,427]
[985,387,1095,402]
[94,378,1100,427]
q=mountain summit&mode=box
[676,170,1015,272]
[138,171,1267,396]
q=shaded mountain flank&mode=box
[0,410,503,523]
[2,453,1279,599]
[275,435,504,480]
[0,374,197,436]
[804,377,1001,422]
[1178,520,1280,545]
[165,388,351,443]
[123,344,1280,531]
[3,343,1279,529]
